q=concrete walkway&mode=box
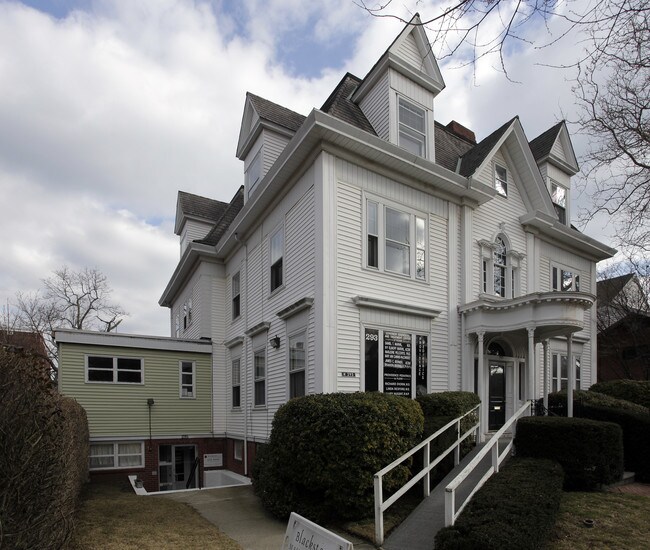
[161,484,375,550]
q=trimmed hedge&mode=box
[252,392,423,522]
[416,391,480,436]
[548,390,650,481]
[0,346,89,549]
[435,458,564,550]
[590,380,650,409]
[515,416,623,490]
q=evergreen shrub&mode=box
[435,458,564,550]
[0,347,89,549]
[515,416,623,490]
[548,390,650,481]
[590,379,650,409]
[252,392,423,522]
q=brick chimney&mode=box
[446,120,476,144]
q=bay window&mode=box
[551,264,580,291]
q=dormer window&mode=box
[398,97,426,158]
[246,151,262,198]
[551,180,567,224]
[495,165,508,197]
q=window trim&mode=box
[232,271,241,320]
[231,357,241,409]
[269,226,284,294]
[550,180,568,225]
[494,163,508,197]
[363,195,428,282]
[479,236,521,299]
[397,96,427,158]
[551,353,581,392]
[253,348,266,407]
[86,355,144,385]
[288,329,307,399]
[89,441,144,471]
[551,262,581,292]
[179,360,196,399]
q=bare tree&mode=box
[13,266,127,376]
[357,0,650,253]
[576,6,650,255]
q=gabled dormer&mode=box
[174,191,228,255]
[236,93,306,202]
[352,13,445,162]
[529,121,579,227]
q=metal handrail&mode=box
[373,404,480,546]
[444,400,532,527]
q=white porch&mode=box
[459,291,596,435]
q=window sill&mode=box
[269,284,285,298]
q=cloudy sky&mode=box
[0,0,616,336]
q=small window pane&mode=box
[399,99,425,132]
[117,370,142,383]
[399,127,425,156]
[270,230,283,264]
[416,217,425,249]
[367,201,378,235]
[495,165,507,197]
[386,241,410,275]
[385,208,410,244]
[118,358,141,370]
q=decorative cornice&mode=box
[459,291,596,314]
[276,297,314,320]
[244,321,271,337]
[353,296,441,319]
[223,335,244,349]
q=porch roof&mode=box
[459,291,595,341]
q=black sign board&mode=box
[383,331,412,397]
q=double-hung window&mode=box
[480,236,520,298]
[232,272,241,320]
[551,181,567,224]
[495,164,508,197]
[270,228,284,292]
[180,361,195,398]
[289,332,306,399]
[254,350,266,406]
[552,264,580,292]
[493,237,507,297]
[87,356,143,384]
[551,354,581,391]
[231,358,241,407]
[365,199,427,281]
[398,97,427,157]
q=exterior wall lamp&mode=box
[270,335,281,349]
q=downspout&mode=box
[236,232,249,476]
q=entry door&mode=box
[159,445,197,491]
[173,445,197,490]
[488,362,506,430]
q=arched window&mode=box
[480,234,521,299]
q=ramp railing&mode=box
[444,400,532,527]
[373,404,480,546]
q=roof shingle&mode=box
[178,191,229,223]
[320,73,377,135]
[247,93,306,132]
[529,121,564,162]
[197,186,245,246]
[458,117,517,177]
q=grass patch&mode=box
[70,483,242,550]
[548,492,650,549]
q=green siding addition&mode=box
[59,342,212,437]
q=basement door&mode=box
[158,445,197,491]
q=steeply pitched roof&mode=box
[321,73,377,135]
[247,93,306,132]
[197,186,245,246]
[529,121,564,162]
[178,191,229,223]
[458,117,518,177]
[597,273,635,305]
[434,121,475,172]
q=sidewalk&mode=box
[162,484,375,550]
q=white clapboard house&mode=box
[60,14,615,482]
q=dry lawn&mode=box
[71,483,242,550]
[548,491,650,549]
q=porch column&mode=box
[567,334,574,417]
[527,327,536,403]
[476,331,485,442]
[542,340,549,412]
